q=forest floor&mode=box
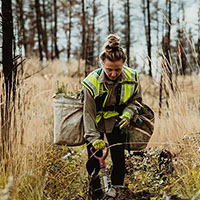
[42,135,199,200]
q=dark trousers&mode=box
[86,127,126,186]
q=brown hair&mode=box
[99,34,126,64]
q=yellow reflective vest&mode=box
[82,66,139,123]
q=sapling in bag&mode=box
[53,93,85,146]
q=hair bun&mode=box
[104,34,120,52]
[100,34,126,63]
[107,34,120,48]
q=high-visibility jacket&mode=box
[82,66,139,123]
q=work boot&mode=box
[88,175,104,200]
[106,187,117,198]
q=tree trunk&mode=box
[111,4,115,33]
[147,0,152,77]
[178,2,187,75]
[67,1,72,61]
[1,0,15,165]
[50,1,54,59]
[35,0,43,61]
[155,1,159,47]
[85,6,90,76]
[54,0,59,58]
[81,0,86,60]
[142,0,147,42]
[91,0,96,64]
[42,0,49,60]
[16,0,27,56]
[26,0,36,57]
[126,0,130,67]
[108,0,111,34]
[2,0,14,102]
[167,0,173,91]
[85,0,96,72]
[167,0,171,51]
[142,0,148,72]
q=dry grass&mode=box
[21,59,200,148]
[21,59,200,149]
[0,58,200,199]
[139,74,200,151]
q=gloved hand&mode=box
[119,112,131,129]
[92,139,106,150]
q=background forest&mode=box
[1,0,200,75]
[0,0,200,200]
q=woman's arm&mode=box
[83,88,101,143]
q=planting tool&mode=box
[90,145,109,193]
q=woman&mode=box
[82,34,142,200]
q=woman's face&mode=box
[103,59,123,81]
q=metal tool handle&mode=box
[101,168,109,192]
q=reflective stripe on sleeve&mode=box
[82,80,95,97]
[102,83,109,107]
[120,83,125,103]
[82,70,101,98]
[130,69,135,96]
[84,78,98,97]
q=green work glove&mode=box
[119,112,131,129]
[92,139,106,150]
